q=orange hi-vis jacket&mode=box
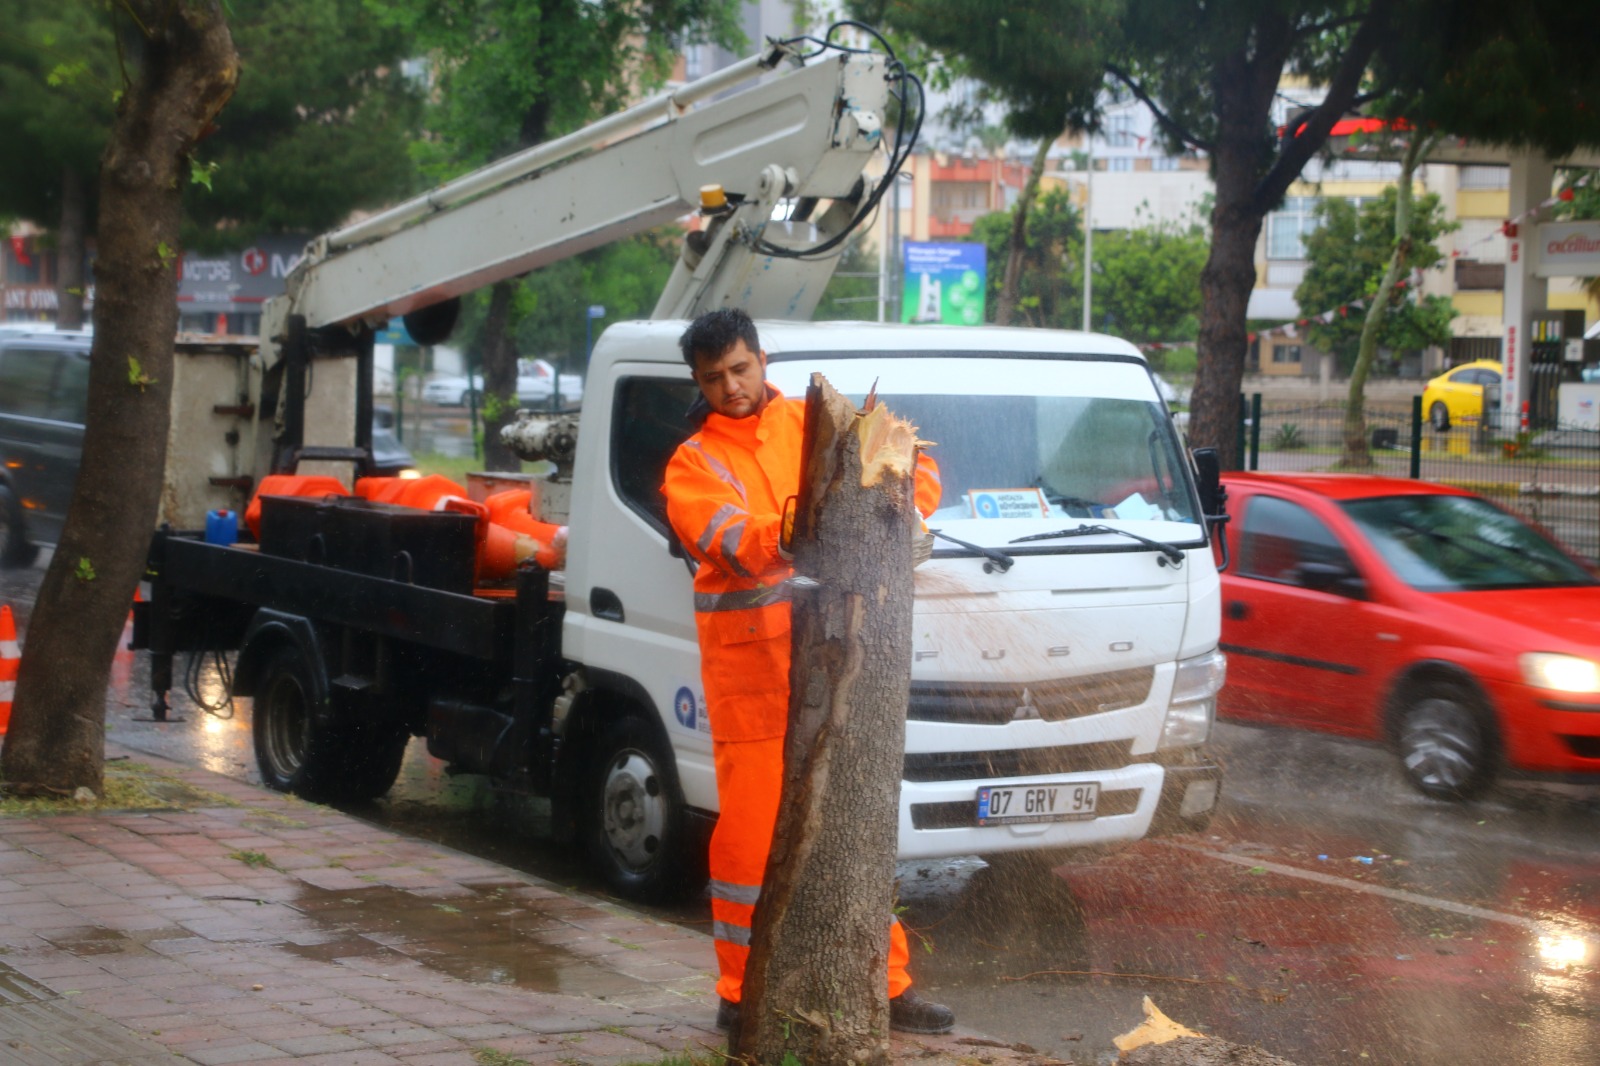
[662,384,941,742]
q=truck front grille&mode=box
[907,667,1155,725]
[902,739,1133,783]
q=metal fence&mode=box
[1237,394,1600,562]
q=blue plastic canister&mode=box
[205,509,238,545]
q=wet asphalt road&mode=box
[4,555,1598,1065]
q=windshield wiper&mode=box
[1009,523,1184,566]
[928,528,1014,574]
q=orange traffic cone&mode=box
[0,604,19,736]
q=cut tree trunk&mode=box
[0,3,237,796]
[734,375,920,1066]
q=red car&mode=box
[1216,472,1600,799]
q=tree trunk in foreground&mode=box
[734,375,920,1066]
[1,4,237,796]
[479,279,521,471]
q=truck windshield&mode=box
[765,355,1200,536]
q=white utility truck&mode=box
[136,26,1225,902]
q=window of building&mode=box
[1106,113,1135,148]
[610,375,699,535]
[1459,165,1509,190]
[1239,495,1358,591]
[1272,345,1302,365]
[1267,196,1319,259]
[1151,156,1179,172]
[1107,157,1133,173]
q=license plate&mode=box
[977,781,1099,825]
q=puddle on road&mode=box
[285,880,649,998]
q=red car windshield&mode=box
[1342,495,1596,591]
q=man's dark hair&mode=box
[679,308,760,368]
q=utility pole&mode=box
[1082,145,1093,332]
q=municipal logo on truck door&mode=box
[674,686,698,730]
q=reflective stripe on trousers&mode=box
[710,735,912,1003]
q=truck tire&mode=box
[252,644,408,803]
[582,715,705,903]
[0,484,39,569]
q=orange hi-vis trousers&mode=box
[709,735,912,1004]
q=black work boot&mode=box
[889,988,956,1034]
[715,997,739,1031]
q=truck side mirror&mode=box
[1190,447,1231,572]
[1192,447,1224,518]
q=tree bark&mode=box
[1,3,237,796]
[1184,4,1392,469]
[734,375,920,1066]
[1341,132,1430,469]
[56,166,89,331]
[996,136,1054,326]
[479,279,520,471]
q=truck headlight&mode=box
[1520,652,1600,694]
[1161,648,1226,749]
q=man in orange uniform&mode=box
[662,309,953,1035]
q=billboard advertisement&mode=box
[901,241,986,325]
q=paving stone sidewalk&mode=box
[0,746,1047,1066]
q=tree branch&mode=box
[1254,0,1396,213]
[1107,64,1214,154]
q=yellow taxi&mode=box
[1422,359,1502,431]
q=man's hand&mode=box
[912,530,934,568]
[779,497,797,561]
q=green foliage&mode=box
[452,228,683,376]
[0,0,422,250]
[1270,423,1304,451]
[971,186,1082,327]
[0,2,115,224]
[1379,3,1600,159]
[1092,220,1208,344]
[73,556,96,582]
[126,356,155,391]
[367,0,745,178]
[971,189,1206,342]
[1555,171,1600,221]
[814,238,883,322]
[1294,188,1457,372]
[851,0,1115,139]
[183,0,423,247]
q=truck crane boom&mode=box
[262,36,908,365]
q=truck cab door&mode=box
[563,363,717,807]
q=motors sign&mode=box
[1534,221,1600,278]
[177,235,307,306]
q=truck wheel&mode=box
[0,485,38,569]
[252,645,408,803]
[1429,401,1451,432]
[583,716,704,903]
[1395,684,1497,801]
